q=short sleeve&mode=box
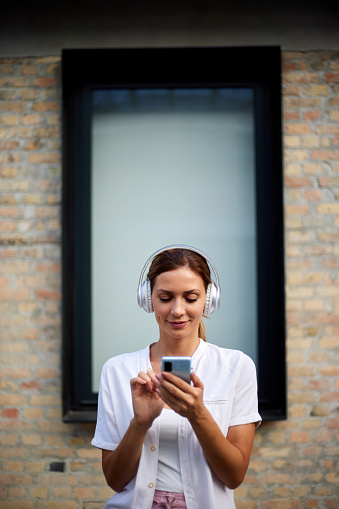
[229,354,261,428]
[91,362,122,450]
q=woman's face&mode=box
[152,267,206,342]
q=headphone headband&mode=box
[137,244,221,314]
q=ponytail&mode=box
[198,319,207,342]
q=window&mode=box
[62,47,285,422]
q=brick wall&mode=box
[0,51,338,508]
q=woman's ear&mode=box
[139,279,154,313]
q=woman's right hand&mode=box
[130,369,164,428]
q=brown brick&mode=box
[1,433,19,445]
[304,111,322,121]
[22,434,41,446]
[26,462,44,473]
[319,337,339,348]
[34,206,59,218]
[325,73,339,83]
[0,77,29,87]
[310,85,328,95]
[34,126,60,137]
[316,125,339,134]
[21,65,36,75]
[46,114,60,124]
[304,190,322,201]
[312,150,339,160]
[284,110,300,120]
[330,111,339,121]
[33,77,58,87]
[0,220,16,231]
[33,101,59,112]
[77,448,101,459]
[284,72,319,84]
[1,115,19,125]
[289,393,315,404]
[285,123,312,134]
[0,394,25,405]
[326,419,339,430]
[36,57,61,63]
[36,368,58,378]
[22,408,43,419]
[0,473,33,486]
[29,394,60,406]
[0,289,30,300]
[6,461,23,471]
[285,135,300,147]
[326,472,339,483]
[8,486,28,497]
[31,487,48,498]
[74,487,95,498]
[52,486,72,497]
[285,177,311,187]
[38,502,77,509]
[36,289,61,300]
[1,408,19,418]
[318,365,339,376]
[286,204,310,215]
[285,163,301,175]
[302,136,320,148]
[285,97,321,109]
[289,406,306,418]
[305,499,318,508]
[0,102,27,112]
[28,153,60,164]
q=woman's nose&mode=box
[171,299,184,316]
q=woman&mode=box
[92,246,261,509]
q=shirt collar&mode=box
[144,338,207,372]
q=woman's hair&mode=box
[147,248,212,341]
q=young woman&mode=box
[92,246,261,509]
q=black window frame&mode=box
[62,46,286,422]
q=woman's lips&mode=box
[168,321,188,328]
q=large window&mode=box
[62,47,285,422]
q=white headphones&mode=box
[137,245,221,315]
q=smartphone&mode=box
[161,356,191,384]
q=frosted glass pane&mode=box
[91,88,256,392]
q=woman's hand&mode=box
[155,371,206,420]
[130,369,165,428]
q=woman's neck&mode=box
[150,336,200,361]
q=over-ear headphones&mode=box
[137,245,221,315]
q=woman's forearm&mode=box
[102,418,150,492]
[188,408,255,490]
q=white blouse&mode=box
[92,339,261,509]
[156,408,183,493]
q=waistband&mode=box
[151,490,187,509]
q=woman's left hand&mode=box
[155,371,207,421]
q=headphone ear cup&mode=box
[141,279,154,313]
[204,283,218,316]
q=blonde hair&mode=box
[198,320,207,342]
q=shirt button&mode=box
[151,445,156,451]
[148,482,154,488]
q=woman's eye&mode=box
[186,298,198,303]
[159,297,171,302]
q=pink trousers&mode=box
[151,490,187,509]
